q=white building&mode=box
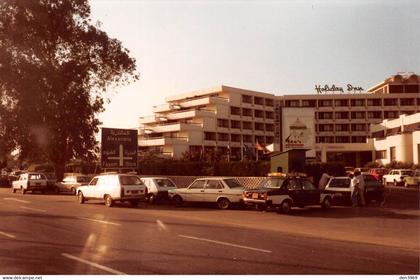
[371,113,420,165]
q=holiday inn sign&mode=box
[315,84,364,94]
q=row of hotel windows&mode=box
[317,111,416,120]
[316,136,367,143]
[284,98,420,108]
[230,107,275,118]
[217,119,275,131]
[316,124,367,132]
[241,95,274,106]
[375,148,395,160]
[204,132,274,144]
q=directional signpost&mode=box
[101,128,138,172]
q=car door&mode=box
[286,179,305,205]
[301,179,321,205]
[184,180,205,202]
[84,177,99,198]
[203,179,224,202]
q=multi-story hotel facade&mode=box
[138,73,420,166]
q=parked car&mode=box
[41,172,57,192]
[382,169,413,186]
[369,168,389,181]
[243,173,333,214]
[324,175,385,205]
[140,177,177,203]
[12,172,48,194]
[55,174,92,194]
[168,177,245,209]
[76,173,147,207]
[8,170,24,184]
[403,170,420,187]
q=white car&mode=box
[382,169,413,186]
[55,174,92,194]
[168,177,244,209]
[140,177,177,203]
[76,173,147,207]
[12,172,48,194]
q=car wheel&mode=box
[22,188,26,195]
[217,198,230,210]
[278,200,292,214]
[173,195,183,207]
[71,187,76,195]
[12,188,16,193]
[104,195,114,207]
[148,194,156,204]
[255,204,266,211]
[78,192,85,204]
[321,197,332,209]
[130,200,140,207]
[393,180,398,187]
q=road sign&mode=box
[101,128,138,169]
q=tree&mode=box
[0,0,138,180]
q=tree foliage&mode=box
[0,0,138,179]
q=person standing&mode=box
[318,170,332,190]
[349,173,359,207]
[355,170,366,206]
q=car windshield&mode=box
[120,176,143,185]
[223,179,243,188]
[155,179,175,188]
[328,178,350,188]
[259,177,285,188]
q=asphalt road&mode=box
[0,188,418,275]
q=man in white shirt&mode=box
[318,171,332,190]
[349,174,359,207]
[355,170,366,206]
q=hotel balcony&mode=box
[161,108,215,120]
[142,122,202,133]
[138,136,188,147]
[139,115,157,124]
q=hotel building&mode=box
[138,73,420,166]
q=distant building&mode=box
[370,112,420,165]
[138,73,420,166]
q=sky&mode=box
[89,0,420,130]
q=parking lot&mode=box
[0,186,418,275]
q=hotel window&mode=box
[242,108,253,117]
[243,135,252,143]
[335,99,348,107]
[317,136,334,143]
[319,100,333,107]
[367,111,382,119]
[204,132,216,141]
[255,122,265,131]
[404,84,419,93]
[265,111,274,119]
[351,124,366,131]
[335,136,350,143]
[351,99,365,106]
[367,99,382,106]
[254,110,264,118]
[230,134,241,142]
[230,106,241,116]
[335,112,349,119]
[242,121,252,130]
[266,136,274,143]
[285,100,300,107]
[351,111,365,119]
[242,95,252,104]
[417,98,420,106]
[352,136,367,143]
[218,133,229,142]
[384,111,398,119]
[302,100,316,107]
[319,124,334,132]
[389,85,404,93]
[265,98,274,107]
[400,98,415,106]
[384,99,398,106]
[318,112,334,119]
[217,118,229,128]
[265,123,274,131]
[390,146,396,161]
[254,97,264,105]
[375,150,386,159]
[231,120,241,129]
[335,124,349,131]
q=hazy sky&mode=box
[89,0,420,129]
